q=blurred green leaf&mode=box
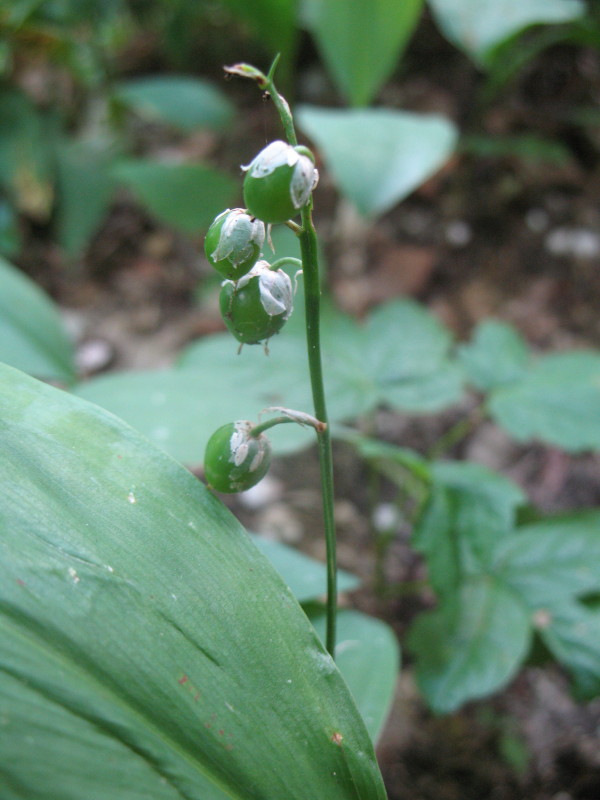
[0,87,56,219]
[414,461,525,595]
[297,106,458,217]
[489,351,600,451]
[457,320,530,391]
[113,76,235,132]
[222,0,298,73]
[309,608,400,743]
[55,139,116,256]
[0,256,75,382]
[461,134,572,165]
[0,198,21,256]
[112,159,237,233]
[302,0,424,105]
[76,300,462,464]
[251,534,361,602]
[75,335,314,464]
[428,0,586,65]
[495,511,600,698]
[0,363,387,800]
[408,576,531,713]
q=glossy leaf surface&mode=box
[297,106,457,217]
[310,609,400,743]
[0,363,387,800]
[0,256,75,382]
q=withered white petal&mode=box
[290,156,319,209]
[243,140,299,178]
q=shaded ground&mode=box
[15,17,600,800]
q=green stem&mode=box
[299,199,337,657]
[250,417,298,437]
[259,59,337,657]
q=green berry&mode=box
[204,421,272,493]
[205,208,265,280]
[242,140,318,224]
[220,260,293,345]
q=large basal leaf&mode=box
[76,300,463,465]
[428,0,585,65]
[488,350,600,452]
[0,363,387,800]
[309,609,400,744]
[113,76,234,132]
[408,576,531,713]
[251,534,361,602]
[296,106,458,218]
[112,159,237,234]
[457,319,530,391]
[55,138,116,257]
[302,0,424,106]
[0,256,75,383]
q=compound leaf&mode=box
[408,576,531,713]
[458,319,530,391]
[489,350,600,452]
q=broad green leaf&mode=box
[0,87,55,219]
[457,319,530,391]
[222,0,298,70]
[75,334,315,463]
[77,300,463,464]
[494,511,600,606]
[0,363,387,800]
[0,257,75,382]
[408,576,531,713]
[428,0,585,65]
[414,461,525,594]
[251,534,361,602]
[303,0,424,105]
[489,350,600,451]
[339,432,431,483]
[55,138,116,256]
[493,511,600,697]
[297,106,458,218]
[113,76,234,132]
[537,601,600,700]
[112,159,237,234]
[309,609,400,743]
[362,301,463,411]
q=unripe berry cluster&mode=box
[203,140,318,492]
